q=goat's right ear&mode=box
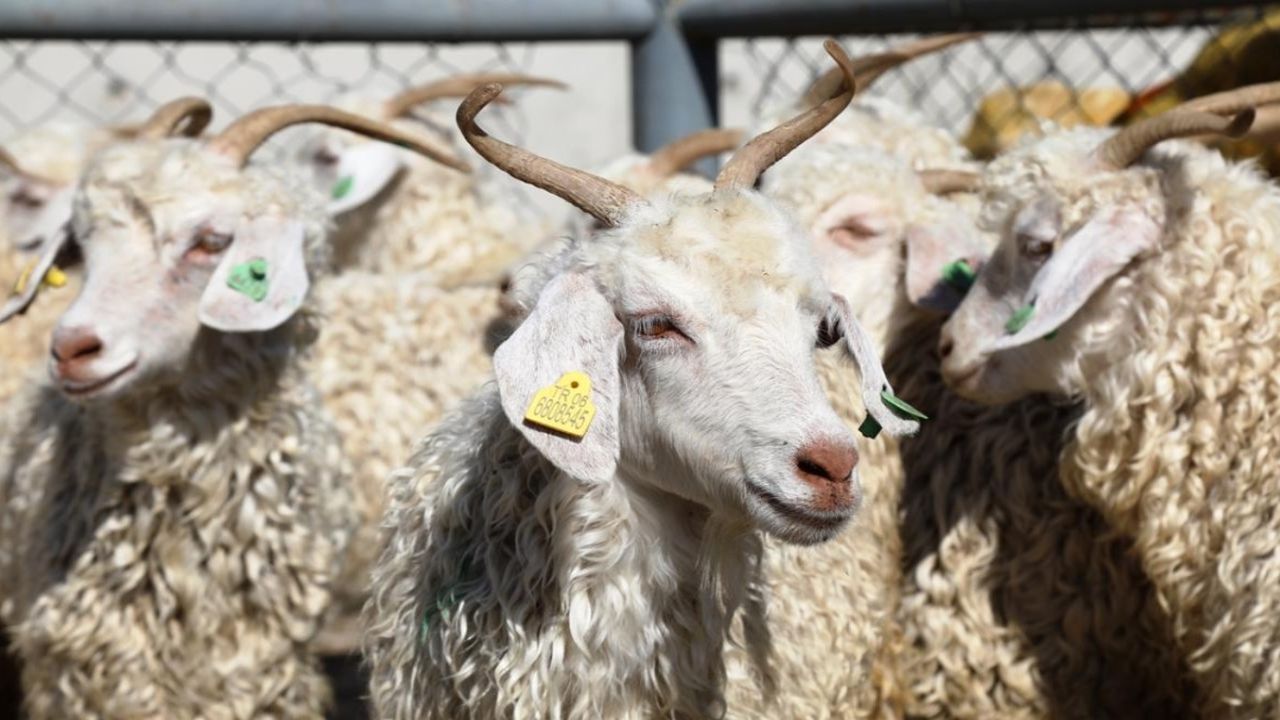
[198,217,310,332]
[493,271,623,483]
[327,142,403,216]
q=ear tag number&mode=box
[331,175,354,200]
[941,259,976,294]
[227,257,270,302]
[14,263,66,294]
[523,371,597,440]
[859,390,928,439]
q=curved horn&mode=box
[457,83,644,227]
[384,72,566,119]
[0,146,58,185]
[135,97,213,140]
[1177,81,1280,116]
[1095,108,1256,169]
[918,168,982,195]
[716,39,857,190]
[801,32,981,108]
[645,127,744,179]
[208,104,468,172]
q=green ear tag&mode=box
[1005,303,1035,334]
[227,258,269,302]
[858,416,882,439]
[331,175,354,200]
[881,390,928,421]
[941,259,976,294]
[860,391,927,439]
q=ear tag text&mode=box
[331,175,354,200]
[227,257,270,302]
[941,259,976,294]
[859,390,928,439]
[523,371,596,440]
[14,263,66,295]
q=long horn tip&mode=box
[822,39,857,95]
[458,83,505,127]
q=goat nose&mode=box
[938,332,955,360]
[51,327,103,363]
[794,438,858,487]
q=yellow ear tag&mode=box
[523,371,596,439]
[43,266,67,288]
[13,264,66,294]
[13,264,33,294]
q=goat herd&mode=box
[0,32,1278,720]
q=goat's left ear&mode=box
[994,204,1160,350]
[904,211,989,314]
[494,271,623,483]
[198,217,310,332]
[831,295,920,437]
[327,142,403,216]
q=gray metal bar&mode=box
[631,5,719,175]
[679,0,1264,36]
[0,0,658,41]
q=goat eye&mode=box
[9,186,44,210]
[192,228,233,255]
[312,148,340,167]
[816,316,842,348]
[634,314,690,344]
[1020,233,1054,260]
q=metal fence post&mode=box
[631,1,719,175]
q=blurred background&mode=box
[1,1,1276,224]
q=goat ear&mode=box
[903,214,988,314]
[493,271,623,483]
[327,142,403,216]
[811,193,899,258]
[0,222,70,324]
[994,204,1160,350]
[832,294,920,437]
[198,217,310,333]
[16,184,76,253]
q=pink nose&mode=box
[51,326,104,379]
[793,437,859,512]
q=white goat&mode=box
[309,127,749,639]
[0,99,463,719]
[365,41,922,719]
[296,73,562,281]
[939,85,1280,718]
[0,108,211,406]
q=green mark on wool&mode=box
[331,175,354,200]
[940,259,976,294]
[419,557,476,642]
[1005,303,1035,334]
[860,390,928,439]
[226,258,269,302]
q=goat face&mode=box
[938,129,1167,405]
[495,192,915,546]
[47,140,321,401]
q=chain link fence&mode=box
[0,39,635,222]
[0,5,1276,197]
[718,4,1277,161]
